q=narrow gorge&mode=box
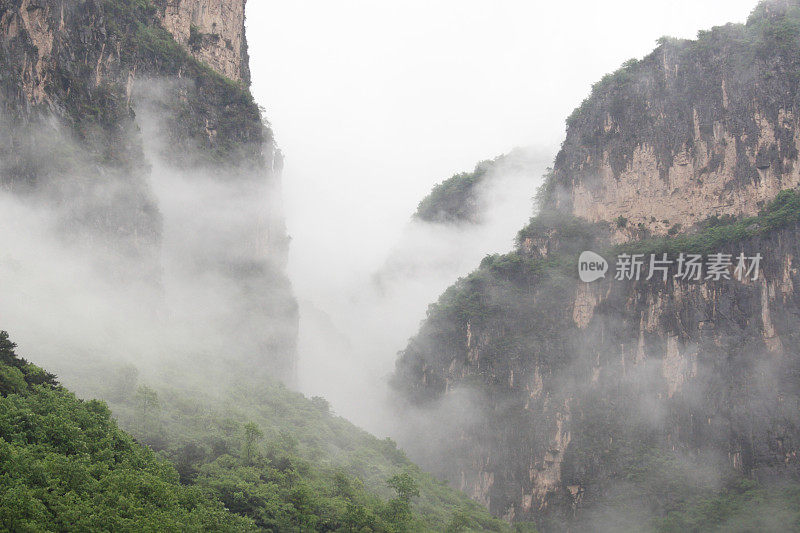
[0,1,514,530]
[3,0,800,531]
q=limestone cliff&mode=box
[157,0,250,83]
[393,1,800,529]
[550,0,800,241]
[0,0,297,379]
[0,0,268,169]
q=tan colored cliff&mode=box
[549,9,800,241]
[395,1,800,527]
[1,0,56,105]
[159,0,249,83]
[0,0,249,118]
[429,225,800,521]
[567,99,800,240]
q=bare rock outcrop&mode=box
[158,0,250,83]
[393,2,800,528]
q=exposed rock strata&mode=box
[550,1,800,240]
[394,1,800,527]
[0,0,297,379]
[157,0,250,83]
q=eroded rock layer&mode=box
[0,0,297,379]
[393,1,800,528]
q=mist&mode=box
[244,0,759,431]
[295,148,551,431]
[0,79,295,395]
[1,0,796,530]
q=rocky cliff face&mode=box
[398,209,800,523]
[393,1,800,528]
[158,0,250,83]
[0,0,297,379]
[0,0,266,165]
[551,0,800,241]
[1,0,249,108]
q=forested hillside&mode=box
[0,331,518,531]
[0,331,255,531]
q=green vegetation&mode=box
[415,160,495,224]
[656,480,800,532]
[101,0,185,71]
[409,209,600,331]
[0,332,57,396]
[0,332,254,532]
[515,209,604,252]
[99,372,512,532]
[415,149,538,224]
[0,330,511,531]
[564,54,645,130]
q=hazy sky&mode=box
[246,0,755,304]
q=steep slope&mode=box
[0,3,525,529]
[551,0,800,241]
[158,0,251,83]
[0,331,255,531]
[99,365,519,531]
[392,1,800,529]
[0,0,296,377]
[0,330,516,532]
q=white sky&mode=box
[246,0,756,304]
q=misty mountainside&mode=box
[0,331,255,531]
[392,0,800,530]
[0,331,517,532]
[0,0,531,532]
[376,146,549,290]
[296,146,550,436]
[414,150,545,226]
[0,0,297,379]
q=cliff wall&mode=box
[551,0,800,241]
[393,1,800,528]
[396,197,800,527]
[0,0,297,379]
[157,0,250,83]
